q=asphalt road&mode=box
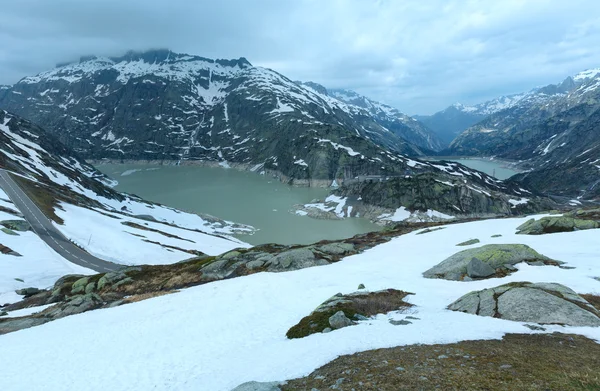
[0,170,121,273]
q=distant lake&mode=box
[97,164,381,246]
[426,157,521,180]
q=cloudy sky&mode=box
[2,0,600,114]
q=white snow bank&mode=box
[0,227,93,306]
[379,207,454,222]
[53,203,250,265]
[0,216,599,391]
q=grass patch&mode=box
[282,333,600,391]
[286,289,412,339]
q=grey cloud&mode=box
[1,0,600,114]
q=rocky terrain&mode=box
[418,75,579,147]
[0,49,441,187]
[279,333,600,391]
[444,69,600,200]
[0,221,440,334]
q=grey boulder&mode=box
[329,310,353,329]
[423,244,557,281]
[448,282,600,327]
[230,381,281,391]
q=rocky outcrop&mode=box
[517,216,599,235]
[286,289,412,339]
[445,70,600,200]
[423,244,560,281]
[448,282,600,327]
[0,50,437,186]
[334,172,554,222]
[0,222,441,334]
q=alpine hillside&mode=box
[418,75,578,147]
[0,109,251,266]
[1,49,439,186]
[325,87,442,151]
[445,69,600,200]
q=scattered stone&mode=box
[405,316,420,320]
[97,271,129,290]
[329,311,353,329]
[437,355,449,359]
[287,289,412,338]
[317,242,354,255]
[389,319,412,326]
[14,278,24,282]
[0,311,7,316]
[491,234,502,238]
[71,277,90,294]
[357,283,365,290]
[245,260,265,270]
[499,364,512,370]
[416,227,445,235]
[15,287,41,297]
[230,381,282,391]
[268,248,327,271]
[322,328,332,333]
[0,220,30,232]
[457,239,480,246]
[221,250,242,260]
[395,367,405,371]
[84,282,96,294]
[524,324,546,331]
[423,244,558,281]
[448,282,600,327]
[517,216,599,235]
[1,227,18,236]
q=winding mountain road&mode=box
[0,170,121,272]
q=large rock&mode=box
[423,244,557,281]
[329,310,353,329]
[448,282,600,327]
[0,220,31,232]
[266,248,328,271]
[230,381,281,391]
[466,258,496,278]
[517,216,599,235]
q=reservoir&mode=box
[97,164,381,246]
[427,157,521,180]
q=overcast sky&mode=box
[2,0,600,114]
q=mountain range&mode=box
[0,50,443,188]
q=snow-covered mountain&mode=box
[419,74,581,147]
[0,49,439,186]
[327,88,443,151]
[445,68,600,200]
[0,109,250,265]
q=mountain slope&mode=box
[419,76,578,147]
[0,50,437,186]
[327,88,443,152]
[0,109,250,265]
[445,69,600,199]
[415,104,486,147]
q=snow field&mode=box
[0,215,598,390]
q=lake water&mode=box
[428,157,521,180]
[97,164,381,246]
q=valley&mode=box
[0,14,598,390]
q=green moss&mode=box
[287,289,413,339]
[286,304,358,339]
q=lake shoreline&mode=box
[88,158,336,188]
